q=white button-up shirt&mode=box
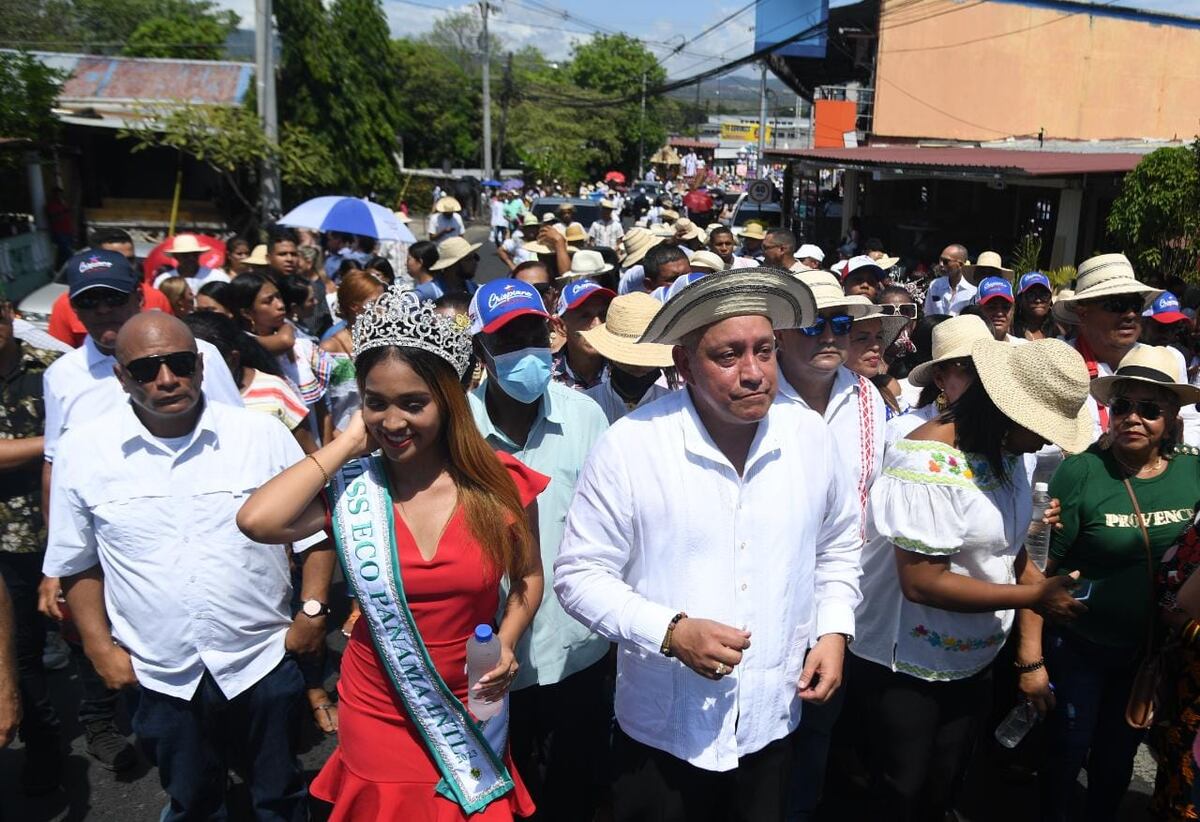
[42,336,242,461]
[43,401,324,700]
[554,388,862,771]
[584,373,673,424]
[587,217,624,250]
[923,275,978,316]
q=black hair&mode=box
[266,225,299,249]
[356,234,377,254]
[709,226,734,241]
[225,271,274,330]
[183,310,282,388]
[643,244,689,282]
[1012,278,1057,339]
[594,246,621,292]
[363,255,396,284]
[890,313,950,382]
[513,259,549,280]
[959,303,986,320]
[278,275,313,315]
[880,285,913,303]
[864,237,886,253]
[228,237,251,254]
[408,241,440,272]
[91,227,133,246]
[434,291,473,315]
[941,375,1013,486]
[197,281,234,312]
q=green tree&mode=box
[1107,142,1200,280]
[0,51,66,145]
[391,38,478,169]
[122,2,238,59]
[421,9,503,78]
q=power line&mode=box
[882,0,1126,51]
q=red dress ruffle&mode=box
[311,452,548,821]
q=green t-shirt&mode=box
[1050,445,1200,648]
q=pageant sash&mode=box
[329,456,513,813]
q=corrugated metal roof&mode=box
[668,138,719,150]
[765,145,1144,177]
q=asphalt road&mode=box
[0,221,1158,821]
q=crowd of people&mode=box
[5,193,1200,822]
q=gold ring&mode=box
[714,663,728,676]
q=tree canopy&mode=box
[1107,142,1200,280]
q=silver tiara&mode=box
[352,287,474,378]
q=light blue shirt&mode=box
[469,379,611,689]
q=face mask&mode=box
[488,346,552,404]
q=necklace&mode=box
[1112,449,1164,478]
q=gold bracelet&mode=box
[306,453,330,485]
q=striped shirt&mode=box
[241,371,308,431]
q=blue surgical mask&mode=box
[488,346,553,404]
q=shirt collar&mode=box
[84,335,115,371]
[679,386,781,475]
[118,398,217,457]
[777,366,858,416]
[471,381,558,442]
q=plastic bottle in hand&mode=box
[466,624,503,721]
[995,700,1038,748]
[1026,482,1052,572]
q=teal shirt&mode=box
[469,380,611,689]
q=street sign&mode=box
[747,179,772,203]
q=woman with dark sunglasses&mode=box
[1013,272,1058,341]
[1021,345,1200,821]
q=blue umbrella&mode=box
[481,179,503,188]
[501,178,524,191]
[278,196,416,242]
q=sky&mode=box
[217,0,1200,79]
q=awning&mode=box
[765,145,1144,177]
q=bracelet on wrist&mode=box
[660,612,687,658]
[1014,658,1045,673]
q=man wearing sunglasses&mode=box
[43,311,331,820]
[922,244,975,317]
[36,250,243,773]
[774,271,886,820]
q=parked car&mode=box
[730,193,784,231]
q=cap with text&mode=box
[977,275,1014,304]
[468,278,550,335]
[66,249,139,299]
[1147,291,1189,324]
[556,279,616,317]
[1017,271,1051,294]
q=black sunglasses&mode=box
[72,289,132,310]
[1088,295,1143,315]
[879,303,918,319]
[124,351,198,384]
[799,315,854,337]
[1110,397,1164,421]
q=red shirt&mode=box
[48,288,175,348]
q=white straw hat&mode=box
[434,196,462,213]
[429,236,482,270]
[1090,345,1200,406]
[244,244,269,266]
[1057,253,1161,317]
[621,228,664,267]
[1052,289,1077,326]
[639,267,816,346]
[581,292,675,368]
[688,250,726,272]
[908,314,993,387]
[852,306,909,352]
[795,271,879,318]
[971,337,1092,454]
[562,249,614,280]
[963,250,1014,286]
[163,234,210,255]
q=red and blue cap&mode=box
[467,278,549,335]
[1147,291,1189,324]
[977,275,1014,304]
[66,249,139,299]
[555,279,616,317]
[1017,271,1051,294]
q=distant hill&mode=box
[665,74,797,115]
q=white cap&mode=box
[797,243,825,262]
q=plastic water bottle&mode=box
[995,700,1038,749]
[466,624,502,721]
[1027,482,1052,572]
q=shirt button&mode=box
[741,583,748,591]
[740,542,746,551]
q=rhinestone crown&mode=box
[351,287,474,377]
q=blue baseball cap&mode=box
[66,249,139,299]
[1017,271,1052,294]
[556,279,616,317]
[977,276,1014,304]
[1147,291,1189,324]
[468,278,549,335]
[651,271,708,304]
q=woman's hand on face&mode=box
[473,639,518,704]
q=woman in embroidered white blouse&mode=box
[841,338,1091,820]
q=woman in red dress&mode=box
[239,295,543,821]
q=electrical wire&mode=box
[882,0,1127,51]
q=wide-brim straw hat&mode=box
[521,213,540,226]
[639,267,817,346]
[523,240,553,255]
[434,196,462,213]
[430,236,482,270]
[674,218,706,243]
[660,208,680,222]
[908,314,993,387]
[963,250,1014,286]
[795,271,879,318]
[164,234,210,255]
[244,244,269,266]
[853,307,909,353]
[735,224,767,241]
[1056,253,1162,317]
[650,223,676,239]
[971,337,1092,454]
[599,199,616,209]
[1091,345,1200,406]
[562,249,614,280]
[689,250,726,272]
[1052,289,1077,326]
[564,222,588,244]
[581,292,675,368]
[622,230,664,267]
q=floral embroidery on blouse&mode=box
[910,624,1006,653]
[887,440,1009,491]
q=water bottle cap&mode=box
[474,624,494,642]
[1033,482,1048,492]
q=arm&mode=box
[0,437,43,471]
[255,324,296,356]
[1015,553,1057,715]
[39,461,61,620]
[896,548,1083,617]
[62,567,136,690]
[496,243,516,271]
[0,576,19,747]
[284,540,336,656]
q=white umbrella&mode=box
[278,196,416,243]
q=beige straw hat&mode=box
[639,267,817,346]
[674,218,706,243]
[795,271,879,318]
[650,223,676,239]
[522,240,553,255]
[971,337,1092,454]
[660,208,680,223]
[562,249,614,280]
[564,222,588,245]
[244,244,269,267]
[908,314,993,387]
[430,236,482,270]
[963,250,1014,286]
[599,198,616,209]
[1052,289,1077,326]
[521,212,540,226]
[581,292,675,368]
[1090,345,1200,406]
[164,234,211,255]
[688,250,726,272]
[1057,253,1161,317]
[853,306,909,352]
[621,229,664,267]
[735,224,767,241]
[434,196,462,214]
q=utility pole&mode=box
[496,52,513,173]
[694,80,701,140]
[480,0,493,182]
[757,62,768,178]
[255,0,280,222]
[637,70,647,180]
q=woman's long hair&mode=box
[941,376,1015,486]
[355,346,537,596]
[225,271,277,332]
[1013,288,1057,339]
[184,310,283,387]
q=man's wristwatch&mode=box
[301,599,330,618]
